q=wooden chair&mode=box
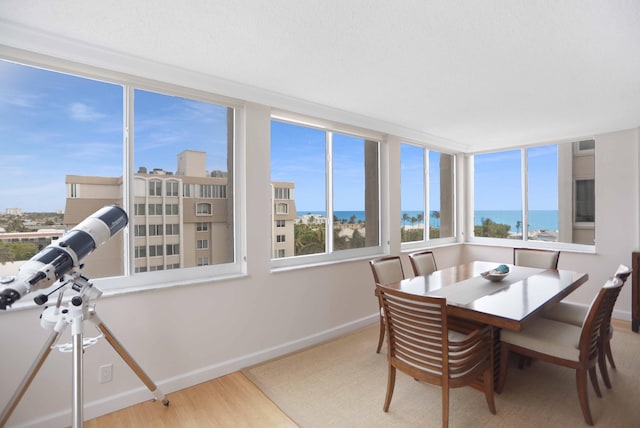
[513,248,560,269]
[377,285,496,428]
[497,277,625,426]
[408,250,438,277]
[369,256,405,353]
[543,264,631,388]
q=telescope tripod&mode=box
[0,275,169,428]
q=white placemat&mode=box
[428,267,544,305]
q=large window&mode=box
[400,144,455,246]
[0,58,240,292]
[270,119,381,265]
[472,140,595,246]
[0,59,124,278]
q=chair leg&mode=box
[588,367,602,398]
[383,366,396,412]
[598,350,612,389]
[604,338,616,369]
[576,369,594,426]
[442,385,449,428]
[376,315,385,353]
[496,343,510,394]
[483,367,496,414]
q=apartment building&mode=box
[63,150,296,278]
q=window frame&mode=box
[0,49,247,292]
[270,113,385,270]
[400,142,458,252]
[467,142,596,252]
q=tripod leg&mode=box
[0,329,63,427]
[70,311,84,428]
[90,311,169,407]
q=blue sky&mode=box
[474,146,558,211]
[1,59,559,215]
[0,60,228,212]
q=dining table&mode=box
[381,260,589,331]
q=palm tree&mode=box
[402,212,410,227]
[516,220,522,234]
[431,211,440,228]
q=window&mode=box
[134,203,146,216]
[0,60,124,278]
[198,184,227,199]
[149,180,162,196]
[473,150,522,239]
[196,203,212,215]
[196,222,209,232]
[197,257,209,266]
[135,246,147,258]
[165,203,179,215]
[148,224,163,236]
[68,183,79,198]
[134,225,146,237]
[197,239,209,249]
[148,204,163,215]
[271,118,381,264]
[575,179,595,223]
[166,244,180,255]
[276,220,285,228]
[472,140,595,246]
[275,203,288,215]
[274,187,291,199]
[0,58,240,290]
[276,249,286,258]
[166,180,179,196]
[400,144,455,245]
[149,245,163,257]
[575,139,595,153]
[166,224,180,235]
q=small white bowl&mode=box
[481,270,510,282]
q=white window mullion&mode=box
[521,148,528,241]
[424,148,430,242]
[123,85,134,276]
[326,131,334,253]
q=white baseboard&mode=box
[12,314,378,428]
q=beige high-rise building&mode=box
[63,150,296,278]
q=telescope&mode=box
[0,204,168,428]
[0,205,128,310]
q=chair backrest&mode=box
[408,250,438,277]
[369,256,405,286]
[377,285,449,382]
[513,248,560,269]
[614,264,632,283]
[578,277,624,363]
[376,285,492,384]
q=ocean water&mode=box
[297,210,559,231]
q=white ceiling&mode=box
[1,1,639,152]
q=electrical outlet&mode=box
[99,364,113,384]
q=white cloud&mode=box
[69,102,106,121]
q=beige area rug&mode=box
[244,324,640,427]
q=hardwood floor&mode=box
[85,372,297,428]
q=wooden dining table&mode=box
[382,260,589,331]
